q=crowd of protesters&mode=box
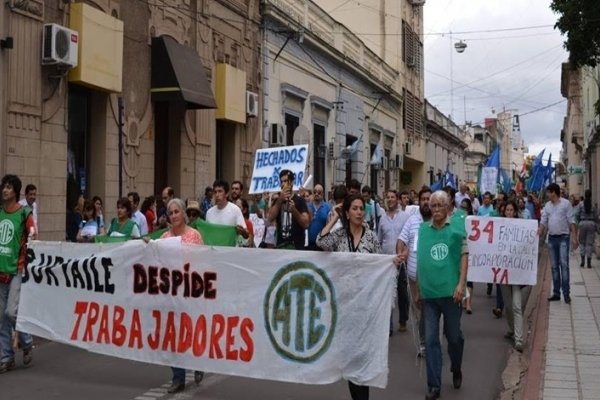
[1,170,598,399]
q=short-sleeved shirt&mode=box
[477,204,494,216]
[377,208,412,255]
[398,213,424,281]
[161,228,203,245]
[307,201,331,245]
[417,219,467,299]
[275,194,308,250]
[206,202,246,227]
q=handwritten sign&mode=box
[480,166,498,195]
[466,216,538,285]
[249,144,308,194]
[18,239,395,388]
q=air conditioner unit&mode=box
[42,23,78,67]
[411,0,426,6]
[396,153,404,169]
[246,91,258,117]
[270,123,286,146]
[404,142,412,155]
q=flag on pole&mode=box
[479,145,500,195]
[370,143,383,166]
[527,149,546,192]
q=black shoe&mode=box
[0,359,15,374]
[547,295,560,301]
[425,388,441,400]
[167,382,185,394]
[453,370,462,389]
[23,346,33,366]
[194,371,204,384]
[564,296,571,304]
[581,256,585,267]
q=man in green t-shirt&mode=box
[415,190,468,400]
[0,174,36,373]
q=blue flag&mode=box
[527,148,546,192]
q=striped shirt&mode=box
[398,213,424,281]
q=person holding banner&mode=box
[499,201,526,352]
[159,198,204,393]
[76,199,105,242]
[106,197,141,239]
[0,174,36,373]
[415,190,468,400]
[539,183,578,304]
[317,193,381,400]
[267,170,310,250]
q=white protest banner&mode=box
[249,144,308,194]
[18,239,395,388]
[480,167,498,195]
[465,216,538,285]
[249,213,265,248]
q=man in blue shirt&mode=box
[307,184,330,250]
[477,192,495,216]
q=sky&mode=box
[423,0,568,160]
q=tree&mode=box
[551,0,600,68]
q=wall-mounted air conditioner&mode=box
[246,91,258,117]
[42,23,78,67]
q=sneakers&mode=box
[492,308,502,318]
[0,359,15,374]
[417,345,426,358]
[452,370,462,389]
[23,347,33,366]
[167,382,185,394]
[514,342,524,353]
[425,388,441,400]
[564,295,571,304]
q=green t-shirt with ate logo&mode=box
[0,206,31,275]
[417,220,466,299]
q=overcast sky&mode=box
[424,0,567,160]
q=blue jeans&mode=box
[548,234,570,298]
[423,297,464,391]
[0,273,33,363]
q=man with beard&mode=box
[395,186,432,356]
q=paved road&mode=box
[2,283,519,400]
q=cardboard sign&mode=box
[249,145,308,194]
[466,216,538,285]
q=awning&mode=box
[151,36,216,109]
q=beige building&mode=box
[424,101,467,186]
[560,63,585,197]
[313,0,427,190]
[581,66,600,206]
[463,124,498,189]
[0,0,262,240]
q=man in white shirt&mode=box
[128,192,149,236]
[454,184,469,208]
[206,180,248,239]
[19,183,38,233]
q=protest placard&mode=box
[480,167,498,195]
[248,144,308,194]
[466,216,538,285]
[18,239,395,388]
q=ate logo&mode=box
[264,262,337,362]
[430,243,449,261]
[0,220,15,246]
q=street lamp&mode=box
[450,36,468,121]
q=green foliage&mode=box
[551,0,600,68]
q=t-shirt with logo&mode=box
[417,219,466,299]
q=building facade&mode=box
[263,0,407,196]
[463,124,497,189]
[581,65,600,206]
[0,0,262,240]
[560,63,585,197]
[424,100,467,186]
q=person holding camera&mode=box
[267,169,310,250]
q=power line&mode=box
[519,100,566,117]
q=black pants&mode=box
[397,264,409,323]
[348,382,369,400]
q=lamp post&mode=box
[450,34,467,121]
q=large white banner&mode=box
[18,239,395,388]
[466,216,538,285]
[480,166,498,195]
[249,144,308,194]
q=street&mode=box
[1,283,519,400]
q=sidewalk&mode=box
[542,252,600,400]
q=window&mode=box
[285,113,300,146]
